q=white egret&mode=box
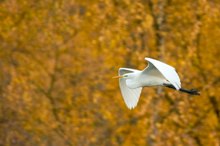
[113,57,200,109]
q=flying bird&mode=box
[113,57,200,109]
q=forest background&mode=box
[0,0,220,146]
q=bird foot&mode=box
[189,89,200,95]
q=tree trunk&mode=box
[147,0,166,145]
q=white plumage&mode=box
[118,68,142,109]
[115,57,182,109]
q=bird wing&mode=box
[119,68,142,109]
[144,58,181,89]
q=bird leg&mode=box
[163,84,200,95]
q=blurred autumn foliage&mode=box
[0,0,220,146]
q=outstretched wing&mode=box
[145,58,181,89]
[119,68,142,109]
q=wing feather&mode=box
[145,58,181,89]
[119,68,142,109]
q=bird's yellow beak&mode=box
[112,75,123,79]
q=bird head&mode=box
[112,73,135,79]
